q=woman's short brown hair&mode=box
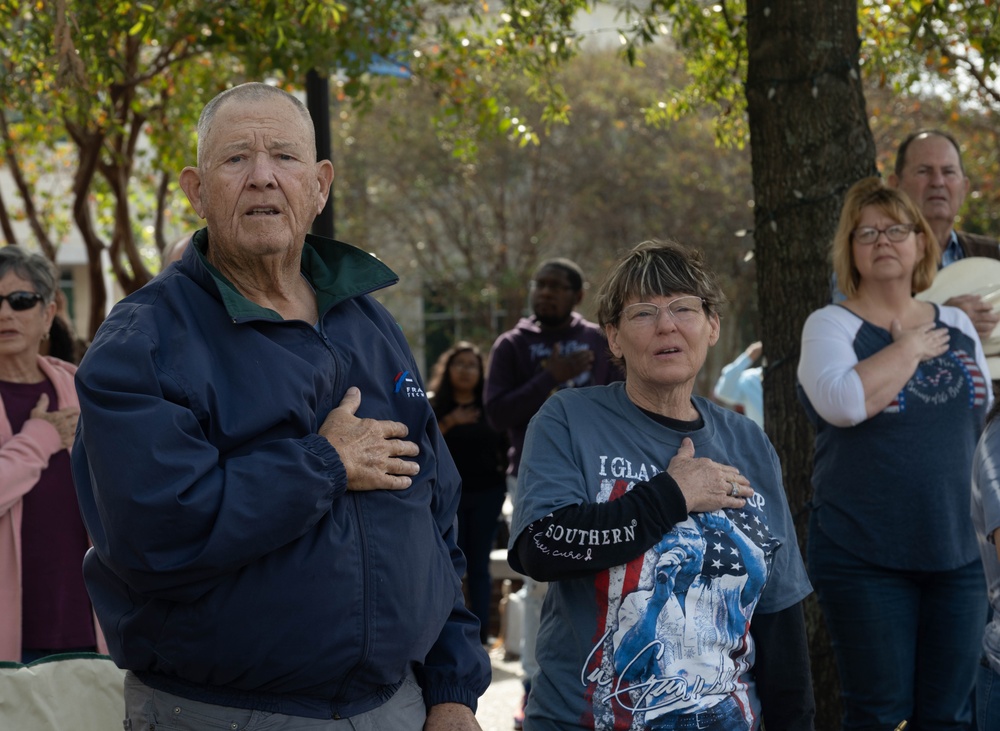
[597,239,726,329]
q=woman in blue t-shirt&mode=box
[510,240,814,731]
[798,177,991,730]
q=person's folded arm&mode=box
[852,328,945,419]
[510,472,688,581]
[713,351,753,406]
[483,338,560,433]
[749,601,815,731]
[799,305,962,425]
[0,418,62,515]
[73,326,345,604]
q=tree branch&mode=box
[0,184,19,246]
[0,109,58,260]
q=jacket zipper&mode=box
[333,492,371,702]
[313,320,374,704]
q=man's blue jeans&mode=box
[808,512,985,731]
[977,659,1000,731]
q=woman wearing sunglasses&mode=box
[0,245,106,662]
[798,177,990,730]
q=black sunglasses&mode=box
[0,291,44,311]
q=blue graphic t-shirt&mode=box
[511,384,811,730]
[798,303,990,571]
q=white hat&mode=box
[915,257,1000,356]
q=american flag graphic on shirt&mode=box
[884,349,988,415]
[576,476,779,730]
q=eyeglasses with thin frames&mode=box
[620,296,706,327]
[0,291,44,311]
[852,223,917,245]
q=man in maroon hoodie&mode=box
[484,258,622,729]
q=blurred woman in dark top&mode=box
[430,341,508,644]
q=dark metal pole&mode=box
[306,69,335,239]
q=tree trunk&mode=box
[69,130,108,341]
[745,1,877,727]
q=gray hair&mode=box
[597,239,726,328]
[196,83,316,165]
[0,245,58,303]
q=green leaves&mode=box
[3,0,997,334]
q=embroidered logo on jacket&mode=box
[393,370,426,398]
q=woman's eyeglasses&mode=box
[851,224,917,245]
[0,291,44,311]
[620,296,706,326]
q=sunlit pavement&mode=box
[475,645,523,731]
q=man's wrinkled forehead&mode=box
[900,132,964,174]
[198,93,315,164]
[214,131,309,159]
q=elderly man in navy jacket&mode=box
[72,82,489,731]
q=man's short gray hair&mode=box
[196,83,316,165]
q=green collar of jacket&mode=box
[190,227,399,321]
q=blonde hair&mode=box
[831,177,939,298]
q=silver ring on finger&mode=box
[729,481,740,498]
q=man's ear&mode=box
[574,288,585,307]
[314,160,335,216]
[887,172,899,189]
[178,167,205,219]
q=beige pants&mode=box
[122,667,426,730]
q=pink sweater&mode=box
[0,356,107,661]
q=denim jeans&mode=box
[808,512,985,731]
[123,667,426,730]
[457,486,507,643]
[977,660,1000,731]
[645,696,744,730]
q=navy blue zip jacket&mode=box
[71,229,490,719]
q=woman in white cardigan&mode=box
[0,246,105,662]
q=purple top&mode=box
[0,378,95,650]
[484,312,623,475]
